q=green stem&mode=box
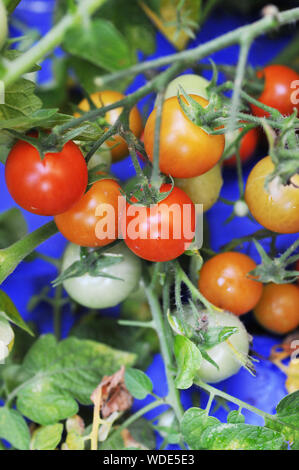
[0,221,58,285]
[145,283,184,422]
[2,0,108,87]
[53,284,63,340]
[97,7,299,86]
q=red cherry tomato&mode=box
[121,184,196,262]
[55,178,121,247]
[224,127,259,167]
[5,139,88,216]
[198,252,263,316]
[251,65,299,117]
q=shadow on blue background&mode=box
[2,0,297,448]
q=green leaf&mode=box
[0,208,27,248]
[63,19,133,72]
[70,315,158,370]
[266,391,299,448]
[16,334,136,425]
[174,336,202,389]
[30,423,63,450]
[0,290,33,336]
[129,418,156,450]
[181,407,220,450]
[125,368,153,400]
[181,407,284,450]
[0,78,41,123]
[197,326,238,350]
[0,407,30,450]
[227,410,245,424]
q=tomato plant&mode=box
[76,90,143,162]
[121,184,196,262]
[5,139,88,216]
[245,156,299,234]
[198,252,263,316]
[0,0,7,49]
[144,95,225,178]
[55,178,121,247]
[254,283,299,334]
[61,242,142,309]
[251,65,299,117]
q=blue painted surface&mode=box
[3,0,297,447]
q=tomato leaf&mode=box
[0,78,41,123]
[124,368,153,400]
[196,326,239,350]
[227,410,245,424]
[181,407,284,450]
[0,290,33,336]
[30,423,63,450]
[266,390,299,449]
[0,407,30,450]
[63,19,133,72]
[0,208,27,248]
[174,335,202,389]
[15,334,136,425]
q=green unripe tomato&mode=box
[174,164,223,213]
[61,242,142,309]
[0,1,7,50]
[0,316,14,362]
[88,143,112,171]
[164,74,209,100]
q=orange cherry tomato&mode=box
[251,65,299,117]
[254,283,299,334]
[143,95,225,178]
[76,91,143,162]
[55,178,121,247]
[5,139,88,216]
[245,156,299,234]
[198,252,263,316]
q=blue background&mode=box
[3,0,298,448]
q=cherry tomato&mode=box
[0,1,7,49]
[0,316,14,363]
[224,126,259,167]
[174,163,223,212]
[194,309,249,383]
[251,65,299,117]
[254,283,299,334]
[55,178,121,247]
[5,139,88,216]
[144,95,225,178]
[61,242,141,309]
[198,252,263,316]
[163,74,209,101]
[245,156,299,234]
[121,184,196,262]
[76,90,143,162]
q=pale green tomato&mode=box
[174,164,223,212]
[61,242,142,309]
[196,310,249,383]
[0,316,14,362]
[164,74,209,100]
[0,1,7,50]
[88,143,112,171]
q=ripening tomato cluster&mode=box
[4,65,299,337]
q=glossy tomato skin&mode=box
[251,65,299,117]
[121,184,196,262]
[144,95,225,178]
[5,140,88,216]
[77,90,143,162]
[55,178,121,247]
[254,283,299,334]
[61,242,142,309]
[174,163,223,212]
[224,127,259,167]
[245,156,299,234]
[198,252,263,316]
